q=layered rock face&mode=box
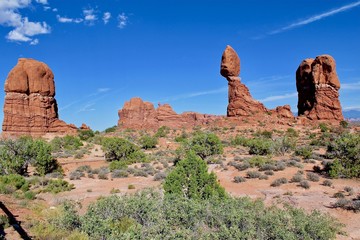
[2,58,77,136]
[118,97,219,129]
[220,45,268,117]
[296,55,343,121]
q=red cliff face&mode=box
[118,97,220,129]
[296,55,343,121]
[2,58,77,136]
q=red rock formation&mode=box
[80,123,91,130]
[296,55,343,121]
[118,97,220,129]
[220,45,268,117]
[2,58,77,136]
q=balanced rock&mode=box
[296,55,343,121]
[220,45,268,117]
[2,58,77,136]
[118,97,219,129]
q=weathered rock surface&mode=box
[2,58,77,136]
[221,45,269,117]
[296,55,343,121]
[118,97,220,129]
[80,123,91,130]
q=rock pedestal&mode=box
[2,58,77,136]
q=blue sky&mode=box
[0,0,359,131]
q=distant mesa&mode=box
[118,97,220,129]
[2,58,77,136]
[296,55,343,121]
[220,45,293,119]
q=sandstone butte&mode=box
[296,55,344,121]
[2,58,78,136]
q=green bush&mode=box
[154,126,170,138]
[33,189,343,239]
[101,137,146,164]
[78,129,95,141]
[43,179,74,194]
[164,151,226,200]
[319,123,329,132]
[295,146,313,159]
[183,131,223,160]
[51,135,83,152]
[104,125,117,133]
[326,133,360,178]
[0,138,60,176]
[139,135,158,149]
[0,174,29,194]
[248,138,273,155]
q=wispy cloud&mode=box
[118,13,128,28]
[56,15,83,23]
[83,8,97,25]
[103,12,111,24]
[157,87,227,102]
[271,1,360,35]
[259,92,297,103]
[0,1,51,44]
[97,88,111,93]
[344,106,360,111]
[342,82,360,90]
[78,103,96,112]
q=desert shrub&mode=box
[69,171,84,180]
[299,180,310,189]
[0,138,59,176]
[246,171,261,179]
[254,130,273,139]
[272,136,296,155]
[248,138,273,155]
[51,135,83,152]
[109,161,127,171]
[231,135,250,146]
[344,186,354,195]
[0,174,29,194]
[295,146,313,159]
[128,184,135,189]
[76,165,92,173]
[333,192,345,198]
[248,156,274,168]
[340,120,348,128]
[233,176,246,183]
[43,179,74,194]
[264,170,274,176]
[325,133,360,178]
[98,168,109,180]
[74,189,343,239]
[184,131,223,160]
[164,151,226,200]
[78,129,95,141]
[290,174,304,183]
[104,125,117,133]
[319,123,329,132]
[333,198,351,209]
[154,126,170,138]
[101,137,146,164]
[139,134,158,149]
[306,172,320,182]
[286,128,299,138]
[274,161,286,171]
[259,163,276,171]
[322,179,333,187]
[153,172,166,181]
[270,177,288,187]
[111,170,129,178]
[174,131,188,143]
[259,174,269,180]
[133,169,148,177]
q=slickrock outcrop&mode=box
[2,58,77,136]
[220,45,268,117]
[118,97,219,129]
[80,123,91,130]
[296,55,343,121]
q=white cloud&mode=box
[259,92,297,103]
[57,15,83,24]
[344,106,360,111]
[118,12,127,28]
[83,8,97,25]
[103,12,111,24]
[342,82,360,90]
[6,17,50,42]
[35,0,48,5]
[52,8,57,12]
[97,88,111,93]
[0,0,51,44]
[269,1,360,35]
